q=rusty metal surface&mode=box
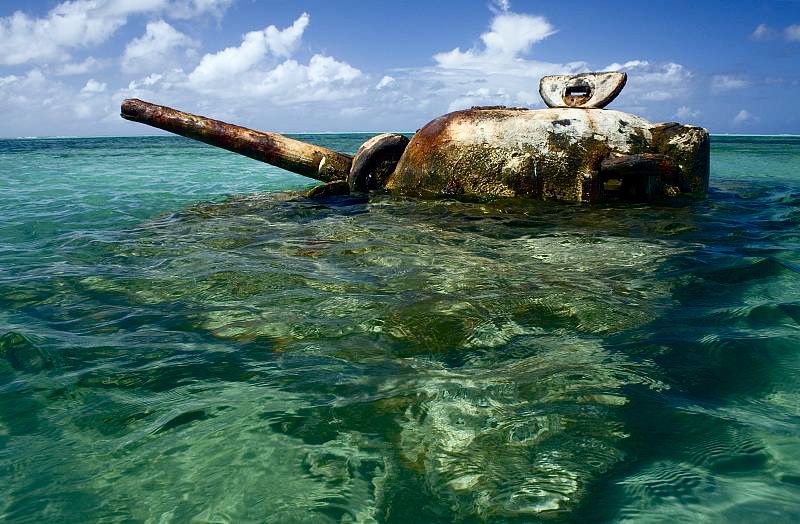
[539,72,627,109]
[306,180,350,198]
[387,106,708,202]
[348,133,409,192]
[600,153,674,176]
[388,107,648,202]
[650,122,710,194]
[121,99,352,182]
[598,153,677,200]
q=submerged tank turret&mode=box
[121,72,709,203]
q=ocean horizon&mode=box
[6,132,800,140]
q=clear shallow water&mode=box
[0,135,798,522]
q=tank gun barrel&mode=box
[120,99,352,182]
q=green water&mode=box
[0,135,798,522]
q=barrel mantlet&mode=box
[387,107,677,202]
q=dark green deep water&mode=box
[0,135,799,522]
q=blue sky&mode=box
[0,0,798,137]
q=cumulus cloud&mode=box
[177,13,364,107]
[733,109,756,125]
[0,0,157,65]
[0,68,111,132]
[446,87,522,112]
[127,73,163,90]
[117,68,188,105]
[675,106,700,120]
[605,60,693,103]
[604,59,643,71]
[433,13,557,74]
[122,20,198,74]
[188,13,309,88]
[750,23,776,40]
[490,0,512,14]
[0,0,230,66]
[81,78,107,93]
[113,11,364,124]
[55,56,105,76]
[167,0,232,20]
[0,69,49,100]
[392,11,586,113]
[711,74,748,93]
[0,75,18,89]
[376,75,395,90]
[242,55,362,103]
[376,11,693,118]
[750,23,800,42]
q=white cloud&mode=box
[0,75,19,88]
[675,106,700,120]
[0,69,48,98]
[375,13,693,119]
[167,0,232,20]
[188,13,310,88]
[750,23,775,40]
[122,20,198,74]
[0,69,103,133]
[112,12,364,120]
[0,69,48,94]
[447,87,512,112]
[305,55,361,85]
[711,74,748,93]
[376,75,395,90]
[228,54,362,104]
[750,23,800,42]
[116,67,188,106]
[127,73,163,90]
[55,56,104,76]
[81,78,107,93]
[605,60,648,71]
[0,0,231,66]
[398,11,586,114]
[263,13,310,57]
[605,60,693,104]
[433,13,557,74]
[176,13,364,107]
[0,0,165,65]
[490,0,512,14]
[733,109,756,125]
[606,61,691,88]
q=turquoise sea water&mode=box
[0,134,799,522]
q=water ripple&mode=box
[1,135,799,522]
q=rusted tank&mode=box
[121,72,709,203]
